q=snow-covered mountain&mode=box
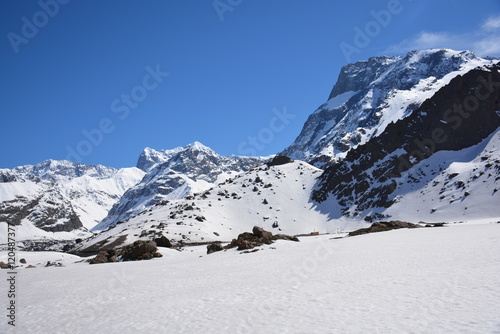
[2,49,499,251]
[68,49,500,252]
[93,142,264,231]
[282,49,498,167]
[76,158,346,253]
[312,63,500,222]
[0,160,144,243]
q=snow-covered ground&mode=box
[76,161,338,251]
[1,222,499,334]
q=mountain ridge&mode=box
[94,142,264,231]
[1,48,499,250]
[281,49,498,167]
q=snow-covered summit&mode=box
[0,159,120,183]
[0,160,145,243]
[136,141,216,172]
[282,49,498,166]
[95,142,264,231]
[77,160,337,251]
[312,61,500,221]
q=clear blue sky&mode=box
[1,0,499,169]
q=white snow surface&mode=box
[319,90,359,112]
[0,161,145,243]
[78,161,341,250]
[1,223,499,333]
[382,129,500,223]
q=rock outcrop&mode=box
[207,226,299,254]
[348,221,421,237]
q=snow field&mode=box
[1,223,499,334]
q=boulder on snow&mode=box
[89,240,163,264]
[88,250,117,264]
[207,242,224,254]
[0,261,11,269]
[348,221,421,237]
[154,235,173,248]
[221,226,299,253]
[273,234,300,242]
[120,240,161,261]
[252,226,273,239]
[89,251,110,264]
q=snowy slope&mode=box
[77,160,353,252]
[282,49,498,166]
[2,223,499,334]
[95,142,263,231]
[57,166,145,229]
[312,63,500,223]
[0,160,144,244]
[383,129,500,223]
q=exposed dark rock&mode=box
[207,242,224,254]
[87,240,162,264]
[273,234,300,242]
[73,235,128,257]
[348,221,421,237]
[252,226,273,239]
[154,235,172,248]
[45,261,62,267]
[425,222,446,227]
[89,250,118,264]
[267,155,293,166]
[220,226,299,253]
[0,261,11,269]
[281,50,495,166]
[89,251,110,264]
[313,64,500,215]
[120,240,159,261]
[19,258,26,264]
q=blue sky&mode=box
[1,0,499,169]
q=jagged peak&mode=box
[137,142,218,172]
[284,48,498,165]
[185,141,212,151]
[328,48,489,100]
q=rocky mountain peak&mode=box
[96,143,264,231]
[136,141,216,172]
[282,49,498,167]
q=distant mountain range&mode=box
[0,160,144,242]
[1,49,499,250]
[94,142,263,231]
